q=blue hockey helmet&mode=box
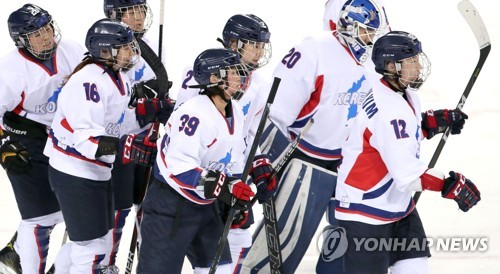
[220,14,272,70]
[7,4,61,60]
[372,31,431,90]
[103,0,152,38]
[85,18,141,70]
[336,0,385,64]
[192,48,249,101]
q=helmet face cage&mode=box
[337,0,385,63]
[217,63,249,100]
[237,39,272,70]
[193,49,250,100]
[222,14,272,70]
[112,3,152,38]
[86,19,141,71]
[395,52,431,90]
[111,39,141,71]
[19,19,61,60]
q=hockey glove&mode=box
[95,136,119,158]
[231,211,249,229]
[204,170,254,210]
[442,171,480,212]
[120,133,157,167]
[422,109,468,139]
[135,97,175,127]
[129,78,173,106]
[0,133,30,174]
[250,154,277,203]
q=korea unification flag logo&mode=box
[317,226,348,262]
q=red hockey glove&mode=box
[135,97,175,127]
[422,109,468,139]
[250,154,277,203]
[442,171,480,212]
[204,170,254,210]
[120,133,157,167]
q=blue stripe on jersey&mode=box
[362,179,393,200]
[335,199,414,222]
[49,132,112,168]
[173,169,203,188]
[290,132,341,159]
[290,115,314,129]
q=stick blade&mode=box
[458,0,491,49]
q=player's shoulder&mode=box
[0,48,25,73]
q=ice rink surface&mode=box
[1,0,499,273]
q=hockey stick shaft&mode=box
[209,77,281,274]
[125,123,160,274]
[262,118,314,273]
[158,0,165,61]
[125,2,167,270]
[248,118,315,207]
[414,0,491,204]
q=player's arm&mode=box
[269,44,318,138]
[373,113,480,212]
[60,78,116,160]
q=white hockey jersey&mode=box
[269,34,376,161]
[46,63,141,181]
[0,39,84,128]
[335,79,428,225]
[175,64,270,157]
[154,95,247,205]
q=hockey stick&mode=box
[125,1,168,273]
[209,77,281,274]
[260,118,314,273]
[413,0,491,204]
[247,118,315,208]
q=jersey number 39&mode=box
[179,114,200,136]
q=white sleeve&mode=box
[59,78,108,160]
[163,107,211,182]
[174,66,200,109]
[269,44,317,137]
[0,66,26,120]
[370,111,427,192]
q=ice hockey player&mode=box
[239,0,388,272]
[44,18,167,274]
[335,30,479,273]
[0,4,84,274]
[175,14,276,272]
[103,0,174,268]
[137,48,276,273]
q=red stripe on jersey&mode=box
[60,118,74,133]
[297,75,324,119]
[13,92,26,115]
[207,138,217,148]
[421,168,445,191]
[345,128,388,191]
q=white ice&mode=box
[1,0,499,273]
